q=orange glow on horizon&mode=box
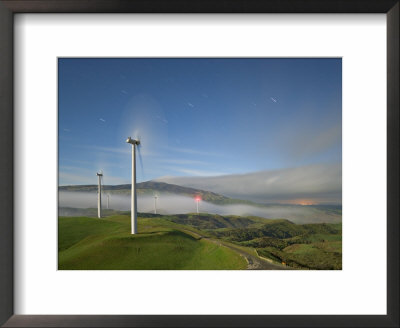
[289,199,316,206]
[276,199,318,206]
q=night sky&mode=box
[59,58,342,204]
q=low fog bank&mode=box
[156,163,342,205]
[59,191,341,224]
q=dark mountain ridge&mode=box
[59,181,253,205]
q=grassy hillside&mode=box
[225,222,342,270]
[58,212,342,270]
[257,242,342,270]
[162,213,342,270]
[165,213,266,230]
[58,215,247,270]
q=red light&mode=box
[195,196,201,202]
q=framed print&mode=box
[56,57,342,272]
[0,1,398,327]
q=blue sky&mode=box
[59,58,342,202]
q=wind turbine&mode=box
[154,193,158,214]
[126,136,141,234]
[195,195,201,214]
[96,171,103,218]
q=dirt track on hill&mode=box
[205,237,290,270]
[181,229,290,270]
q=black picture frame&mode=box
[0,1,398,327]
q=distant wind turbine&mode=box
[195,195,201,214]
[96,171,103,218]
[154,193,158,214]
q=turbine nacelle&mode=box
[126,136,140,145]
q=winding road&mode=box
[182,228,290,270]
[206,237,290,270]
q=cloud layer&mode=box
[58,192,341,224]
[155,163,342,204]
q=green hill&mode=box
[58,212,341,270]
[58,215,247,270]
[162,212,342,270]
[225,221,342,270]
[165,213,266,230]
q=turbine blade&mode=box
[137,146,144,179]
[133,131,141,143]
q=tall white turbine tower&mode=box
[126,137,140,234]
[97,172,103,218]
[107,194,110,209]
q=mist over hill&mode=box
[155,163,342,205]
[58,181,341,224]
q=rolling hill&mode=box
[58,215,248,270]
[58,212,342,270]
[59,181,257,205]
